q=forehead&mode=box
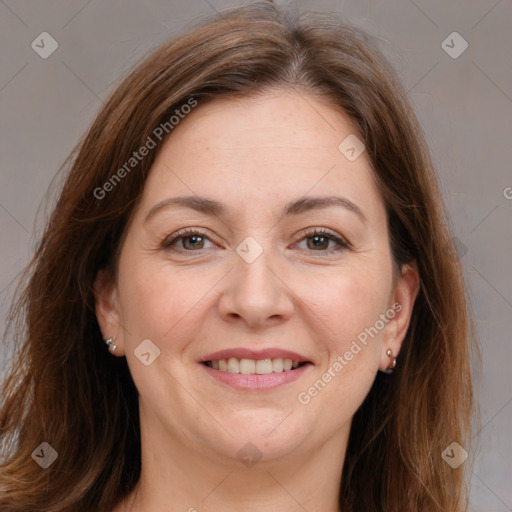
[137,90,384,224]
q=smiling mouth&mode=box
[202,357,311,375]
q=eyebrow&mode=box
[145,194,367,224]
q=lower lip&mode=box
[200,363,313,391]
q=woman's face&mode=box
[96,89,418,466]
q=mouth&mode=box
[199,348,313,390]
[202,358,310,374]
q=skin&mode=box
[95,89,419,512]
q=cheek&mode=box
[294,265,390,433]
[117,252,221,351]
[298,260,392,351]
[297,265,390,415]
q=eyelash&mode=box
[162,227,350,255]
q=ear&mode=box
[379,261,420,371]
[93,269,125,356]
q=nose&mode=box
[217,242,295,329]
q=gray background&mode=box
[0,0,510,510]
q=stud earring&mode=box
[382,348,396,374]
[105,336,117,352]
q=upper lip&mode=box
[200,348,312,363]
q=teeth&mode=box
[255,358,273,375]
[239,358,256,375]
[272,358,283,372]
[206,357,305,374]
[227,357,240,373]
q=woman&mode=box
[0,2,477,510]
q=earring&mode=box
[382,348,396,374]
[105,336,117,352]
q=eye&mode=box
[162,228,215,252]
[293,228,350,254]
[162,227,350,255]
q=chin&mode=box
[199,412,311,464]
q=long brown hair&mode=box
[0,2,477,510]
